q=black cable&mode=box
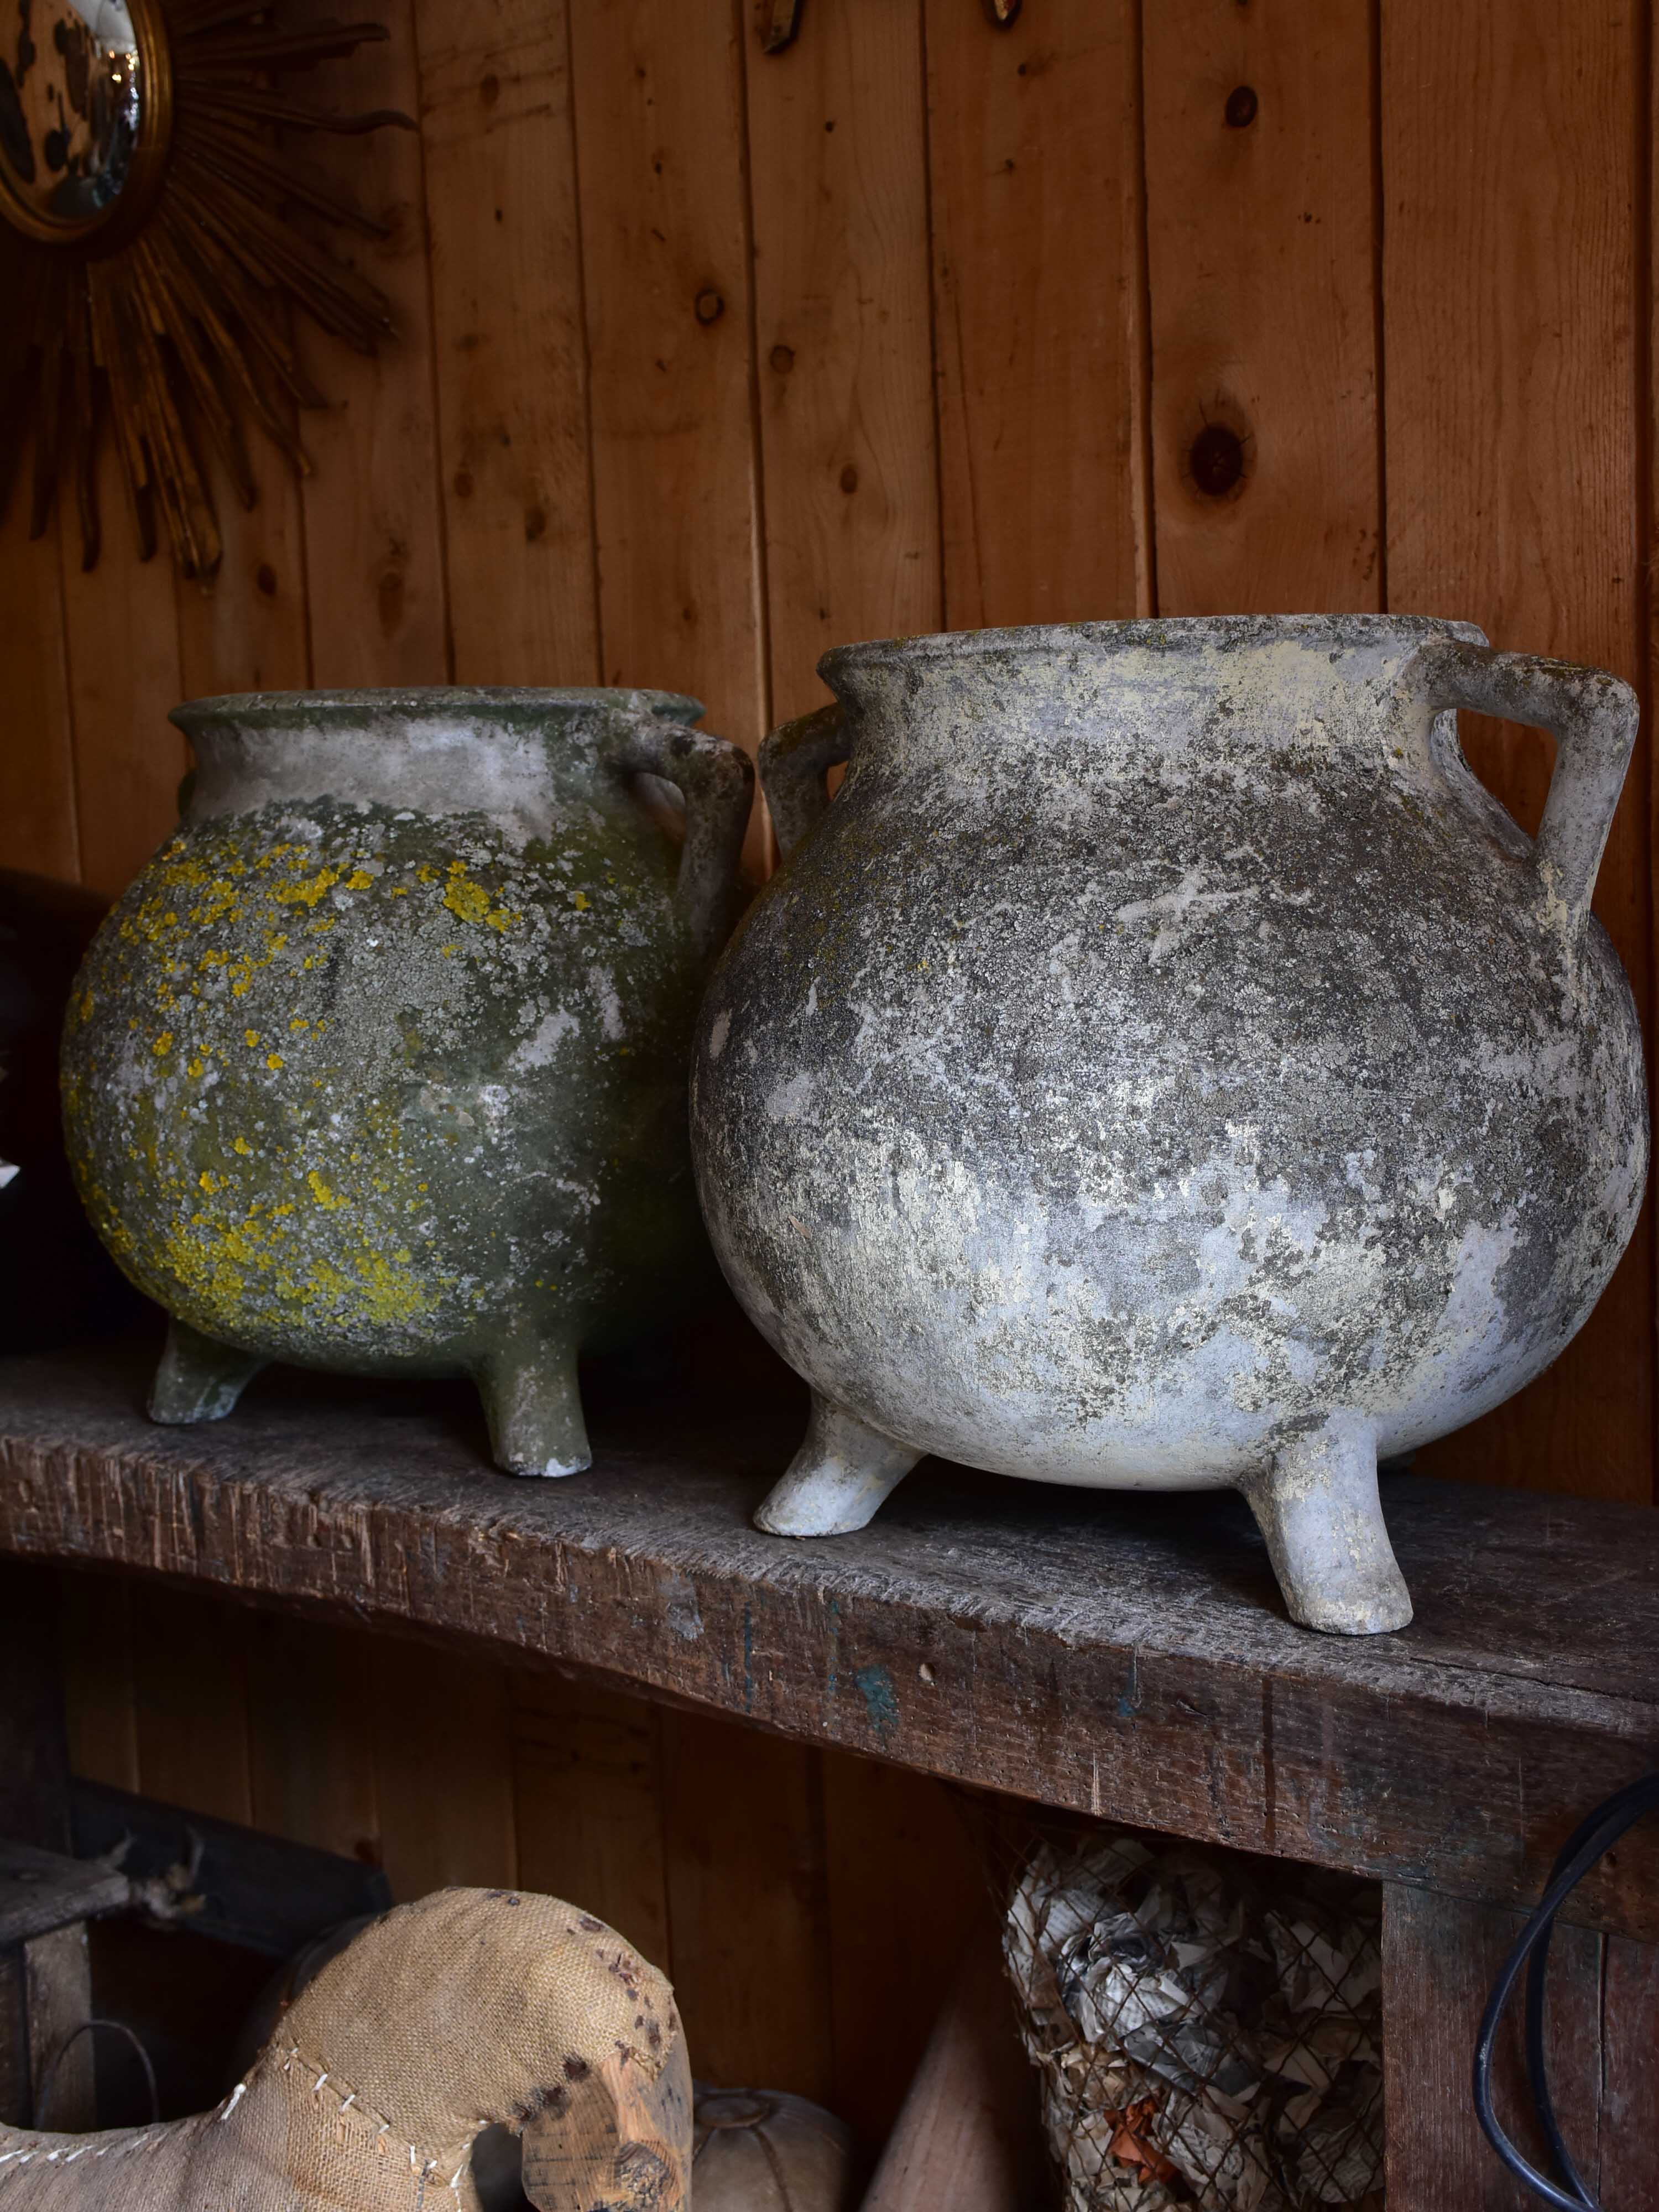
[1473,1770,1659,2210]
[32,2017,160,2131]
[1520,1781,1651,2207]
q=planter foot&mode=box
[755,1394,920,1536]
[149,1316,267,1425]
[1244,1411,1413,1635]
[478,1337,590,1477]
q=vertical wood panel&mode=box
[418,0,599,683]
[1383,1882,1604,2211]
[660,1707,833,2099]
[246,1615,379,1863]
[1384,0,1652,1504]
[822,1754,985,2159]
[512,1670,671,1965]
[1142,0,1380,613]
[0,522,79,880]
[369,1640,516,1898]
[0,1563,69,1846]
[747,0,941,724]
[570,0,768,863]
[927,0,1149,630]
[174,460,311,703]
[1600,1932,1659,2207]
[129,1585,253,1823]
[59,451,185,896]
[297,0,450,687]
[56,1571,139,1792]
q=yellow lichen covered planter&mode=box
[63,687,752,1475]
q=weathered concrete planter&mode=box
[64,688,752,1476]
[689,617,1648,1634]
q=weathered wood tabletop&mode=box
[0,1344,1655,1941]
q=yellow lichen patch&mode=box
[153,1032,174,1055]
[233,1136,252,1155]
[188,1057,207,1078]
[442,875,492,925]
[441,873,519,932]
[307,1171,346,1209]
[265,1053,284,1070]
[160,1217,247,1323]
[199,1171,222,1193]
[218,1218,267,1269]
[572,890,591,911]
[227,952,271,997]
[188,881,241,928]
[348,1248,432,1326]
[289,1017,311,1032]
[275,865,341,909]
[345,869,375,891]
[244,1029,260,1048]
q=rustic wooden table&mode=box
[0,1344,1653,2208]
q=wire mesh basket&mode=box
[1000,1824,1385,2212]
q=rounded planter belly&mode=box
[64,687,753,1478]
[690,617,1649,1635]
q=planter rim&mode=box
[821,612,1488,682]
[170,686,705,732]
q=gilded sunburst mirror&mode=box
[0,0,410,577]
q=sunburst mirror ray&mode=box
[0,0,411,577]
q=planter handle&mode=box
[758,702,851,858]
[604,707,754,961]
[1407,637,1638,937]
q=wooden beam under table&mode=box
[0,1347,1656,1944]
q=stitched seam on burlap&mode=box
[279,2046,473,2204]
[0,2121,174,2173]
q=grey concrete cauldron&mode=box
[689,617,1648,1635]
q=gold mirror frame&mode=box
[0,0,411,578]
[0,0,175,250]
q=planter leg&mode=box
[1243,1411,1412,1635]
[755,1392,920,1536]
[148,1316,267,1424]
[478,1337,590,1478]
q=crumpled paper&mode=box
[1004,1834,1383,2212]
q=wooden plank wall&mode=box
[54,1575,985,2154]
[5,0,1652,1501]
[7,0,1659,2157]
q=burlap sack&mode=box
[0,1887,691,2210]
